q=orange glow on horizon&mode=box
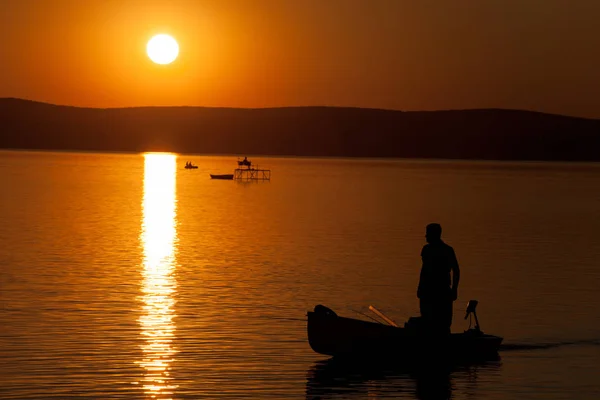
[1,1,600,118]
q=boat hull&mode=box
[307,310,502,361]
[210,174,234,180]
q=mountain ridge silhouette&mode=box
[1,98,599,161]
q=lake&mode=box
[1,150,599,399]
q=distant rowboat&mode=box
[210,174,234,180]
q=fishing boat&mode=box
[307,300,502,361]
[185,165,198,169]
[210,174,234,180]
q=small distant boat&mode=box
[184,164,198,169]
[210,174,234,180]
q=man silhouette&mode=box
[417,223,460,335]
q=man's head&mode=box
[425,223,442,243]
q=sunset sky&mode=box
[1,0,599,118]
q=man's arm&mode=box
[417,246,426,299]
[417,267,425,299]
[450,248,460,301]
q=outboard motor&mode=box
[464,300,482,333]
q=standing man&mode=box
[417,223,460,335]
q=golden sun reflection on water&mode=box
[137,153,178,399]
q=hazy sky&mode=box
[1,0,599,118]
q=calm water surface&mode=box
[1,151,599,399]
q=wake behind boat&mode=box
[307,300,502,361]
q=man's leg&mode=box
[429,298,452,336]
[420,298,433,332]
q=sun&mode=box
[147,34,179,65]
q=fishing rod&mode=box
[351,308,387,325]
[368,305,399,327]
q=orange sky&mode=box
[1,0,600,118]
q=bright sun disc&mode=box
[147,34,179,65]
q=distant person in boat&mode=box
[417,223,460,335]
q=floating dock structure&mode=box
[234,167,271,181]
[233,157,271,181]
[209,157,271,181]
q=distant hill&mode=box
[1,98,599,161]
